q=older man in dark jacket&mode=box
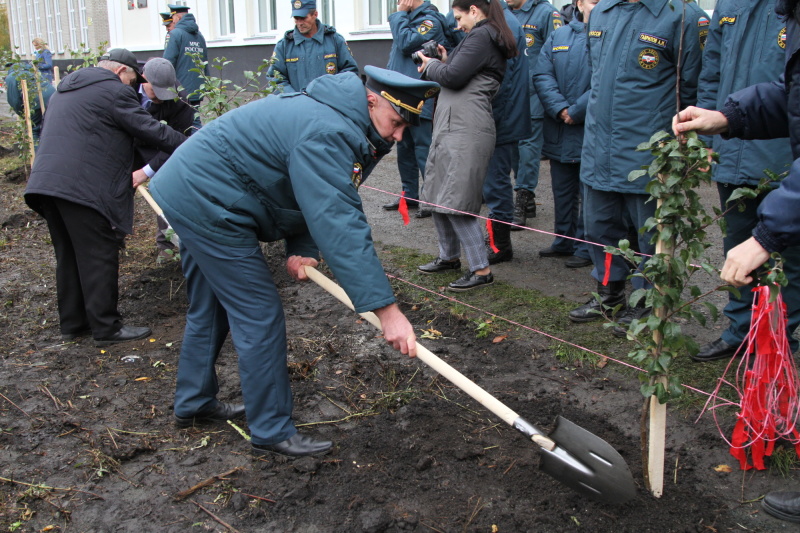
[24,48,186,346]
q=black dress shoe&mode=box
[415,209,432,218]
[448,271,494,291]
[94,325,152,347]
[175,402,246,428]
[565,255,592,268]
[62,328,92,341]
[418,257,461,273]
[691,338,742,363]
[487,247,513,265]
[382,198,418,210]
[763,491,800,523]
[539,247,573,258]
[612,304,652,338]
[252,433,333,458]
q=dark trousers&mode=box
[35,195,125,337]
[717,183,800,349]
[170,220,296,446]
[397,118,432,202]
[515,117,543,192]
[482,142,517,223]
[583,186,655,290]
[549,160,589,258]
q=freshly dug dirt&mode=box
[1,153,798,533]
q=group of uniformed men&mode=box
[16,0,800,517]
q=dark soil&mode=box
[1,151,798,533]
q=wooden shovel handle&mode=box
[137,185,164,216]
[303,266,521,427]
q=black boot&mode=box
[487,220,513,264]
[511,190,535,230]
[568,281,626,323]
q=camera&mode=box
[411,40,442,65]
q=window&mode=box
[67,0,78,49]
[218,0,236,36]
[32,0,42,37]
[367,0,396,26]
[13,0,26,54]
[52,0,64,53]
[318,0,334,27]
[256,0,277,33]
[26,0,35,48]
[697,0,715,13]
[43,0,55,51]
[78,0,89,48]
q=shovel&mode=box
[137,185,181,249]
[304,266,637,504]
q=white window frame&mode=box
[43,0,55,52]
[78,0,89,50]
[218,0,237,36]
[32,0,42,38]
[26,0,35,50]
[318,0,334,27]
[255,0,277,34]
[52,0,64,53]
[67,0,78,50]
[12,0,27,54]
[364,0,395,28]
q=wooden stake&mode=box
[20,79,36,167]
[34,69,46,114]
[646,197,673,498]
[53,66,60,85]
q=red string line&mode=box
[385,272,719,402]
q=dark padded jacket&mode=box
[24,67,186,234]
[134,88,195,173]
[163,14,208,101]
[722,1,800,252]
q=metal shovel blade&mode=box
[535,415,636,504]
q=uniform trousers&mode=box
[433,213,490,272]
[549,160,589,258]
[717,182,800,350]
[170,220,296,446]
[583,186,655,289]
[34,195,125,337]
[482,142,518,223]
[397,118,433,203]
[515,117,543,193]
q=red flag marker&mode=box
[486,219,499,253]
[398,193,410,226]
[601,252,612,286]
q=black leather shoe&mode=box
[612,304,652,338]
[763,491,800,523]
[94,325,152,347]
[252,433,333,458]
[448,271,494,291]
[62,328,92,341]
[691,338,742,363]
[415,209,432,218]
[382,198,418,210]
[565,256,592,268]
[568,281,626,323]
[539,247,573,258]
[487,247,513,265]
[418,257,461,273]
[175,402,246,428]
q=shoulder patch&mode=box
[638,33,667,49]
[638,48,659,70]
[418,19,434,35]
[553,18,563,30]
[719,16,736,26]
[697,16,709,27]
[779,27,787,49]
[699,29,708,50]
